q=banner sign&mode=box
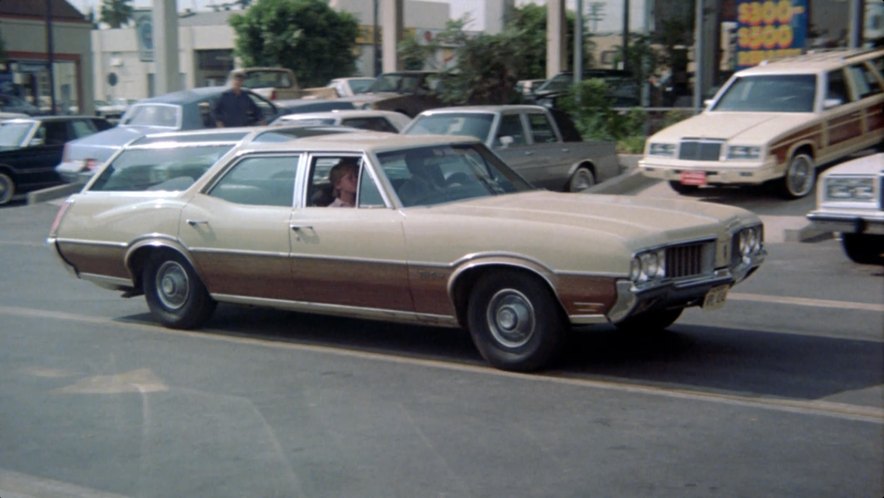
[133,10,154,63]
[736,0,808,68]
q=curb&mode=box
[27,183,81,205]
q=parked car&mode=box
[515,78,546,98]
[272,110,411,132]
[327,77,377,97]
[402,105,619,191]
[806,152,884,265]
[0,116,112,204]
[48,133,765,372]
[342,71,446,117]
[94,98,136,121]
[529,70,639,108]
[0,94,43,116]
[55,86,287,183]
[235,67,337,101]
[640,48,884,199]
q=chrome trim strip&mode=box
[607,280,638,323]
[189,247,291,259]
[51,238,127,248]
[568,314,608,325]
[212,293,460,327]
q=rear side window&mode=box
[90,144,233,192]
[847,63,883,100]
[208,154,300,207]
[526,112,557,143]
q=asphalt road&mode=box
[1,188,882,497]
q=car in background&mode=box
[48,132,765,372]
[341,71,445,117]
[807,152,884,265]
[515,79,546,98]
[640,48,884,199]
[95,98,136,121]
[402,105,619,191]
[0,115,112,204]
[272,110,411,132]
[55,86,287,183]
[529,70,639,108]
[0,94,43,116]
[327,77,376,97]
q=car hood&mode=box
[403,191,756,273]
[651,112,813,143]
[63,126,149,160]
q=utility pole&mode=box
[622,0,630,72]
[574,0,584,103]
[45,0,57,114]
[373,0,381,76]
[693,0,704,114]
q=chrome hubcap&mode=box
[156,261,189,310]
[486,289,535,348]
[788,157,813,195]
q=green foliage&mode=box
[100,0,134,29]
[229,0,359,87]
[561,80,649,153]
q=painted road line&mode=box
[729,292,884,313]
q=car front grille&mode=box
[678,139,724,161]
[667,241,714,279]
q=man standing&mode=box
[213,71,262,127]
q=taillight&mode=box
[48,199,74,239]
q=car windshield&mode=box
[712,74,817,112]
[120,104,182,128]
[0,122,34,148]
[377,143,532,207]
[89,144,234,192]
[349,79,375,94]
[369,74,426,93]
[242,70,292,89]
[404,113,493,142]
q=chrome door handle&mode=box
[186,219,209,226]
[290,224,313,231]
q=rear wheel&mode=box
[778,153,816,199]
[568,167,596,192]
[841,234,884,265]
[143,252,216,329]
[0,172,14,205]
[467,271,566,372]
[614,308,684,334]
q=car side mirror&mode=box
[499,136,514,149]
[823,98,842,109]
[703,99,713,108]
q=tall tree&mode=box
[100,0,134,29]
[229,0,359,88]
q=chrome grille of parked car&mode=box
[678,139,724,161]
[667,241,714,279]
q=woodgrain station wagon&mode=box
[640,49,883,199]
[48,132,765,371]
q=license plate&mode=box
[680,171,707,186]
[702,285,729,310]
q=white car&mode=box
[640,48,883,199]
[807,153,884,265]
[327,77,376,97]
[271,110,411,133]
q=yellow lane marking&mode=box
[2,305,882,424]
[729,292,884,313]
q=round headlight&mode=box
[630,256,642,282]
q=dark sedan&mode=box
[0,116,112,204]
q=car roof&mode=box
[237,131,477,155]
[276,110,406,120]
[736,48,883,75]
[414,105,551,115]
[2,115,104,124]
[138,86,228,104]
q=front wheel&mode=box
[143,252,216,329]
[467,271,566,372]
[841,233,884,265]
[568,167,596,192]
[0,172,15,205]
[778,153,816,199]
[614,308,684,334]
